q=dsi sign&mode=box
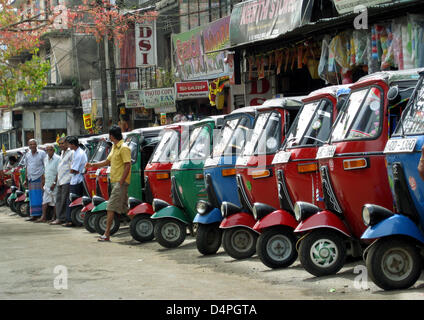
[136,22,157,67]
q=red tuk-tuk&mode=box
[252,85,350,269]
[127,122,193,242]
[219,97,303,259]
[293,69,420,277]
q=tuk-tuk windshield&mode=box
[284,99,333,148]
[91,140,109,162]
[212,117,250,158]
[180,125,211,160]
[125,136,139,161]
[331,86,383,142]
[395,79,424,135]
[242,111,281,156]
[151,129,180,163]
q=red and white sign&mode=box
[136,21,157,67]
[175,81,209,100]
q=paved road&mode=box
[1,205,424,302]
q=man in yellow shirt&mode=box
[86,125,131,241]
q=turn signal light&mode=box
[156,172,170,180]
[101,177,108,183]
[251,169,271,179]
[88,174,97,179]
[195,173,204,180]
[343,158,367,170]
[222,168,236,177]
[297,163,318,173]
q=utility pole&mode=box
[108,37,118,125]
[98,37,110,133]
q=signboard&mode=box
[125,90,144,108]
[143,87,176,114]
[136,21,157,67]
[331,0,395,14]
[83,113,93,130]
[245,75,274,106]
[175,81,209,100]
[229,0,313,46]
[80,89,92,114]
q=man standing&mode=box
[24,139,47,221]
[86,125,131,241]
[63,136,87,227]
[36,144,60,222]
[50,137,73,225]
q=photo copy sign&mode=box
[175,81,209,100]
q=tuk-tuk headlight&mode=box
[69,193,80,203]
[16,190,24,197]
[252,202,276,221]
[196,200,211,215]
[221,201,242,218]
[10,186,17,193]
[152,198,170,212]
[82,196,92,207]
[362,204,394,227]
[294,201,321,222]
[92,195,105,206]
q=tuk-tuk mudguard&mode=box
[91,201,108,213]
[219,212,257,231]
[127,202,154,217]
[8,193,16,200]
[81,203,94,213]
[15,194,26,202]
[150,205,189,224]
[69,197,83,207]
[193,208,222,224]
[294,210,352,238]
[361,214,424,244]
[253,209,298,233]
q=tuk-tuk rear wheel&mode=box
[366,237,422,291]
[256,226,298,269]
[70,207,84,227]
[154,218,186,249]
[94,211,120,236]
[83,211,97,233]
[298,229,347,277]
[222,227,258,260]
[196,223,222,255]
[130,214,154,242]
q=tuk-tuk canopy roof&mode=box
[259,96,305,110]
[304,84,352,100]
[5,147,27,155]
[357,68,424,86]
[197,115,226,127]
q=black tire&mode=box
[10,199,17,212]
[94,211,120,236]
[130,214,155,242]
[16,201,30,218]
[256,226,298,269]
[196,223,222,255]
[366,237,422,290]
[222,227,258,260]
[154,218,187,248]
[70,207,84,227]
[298,229,347,277]
[83,211,97,233]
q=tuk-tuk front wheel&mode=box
[299,229,347,277]
[16,202,30,217]
[222,227,258,260]
[154,218,186,249]
[10,199,17,213]
[256,226,298,269]
[196,223,222,255]
[83,211,97,233]
[366,237,422,290]
[70,207,84,227]
[130,214,154,243]
[94,211,120,236]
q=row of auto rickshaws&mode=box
[4,67,424,291]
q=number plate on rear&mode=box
[384,138,417,154]
[272,151,291,164]
[316,145,337,159]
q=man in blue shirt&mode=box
[63,136,87,227]
[24,139,47,221]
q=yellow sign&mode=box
[83,113,93,130]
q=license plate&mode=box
[316,145,337,159]
[384,138,417,154]
[272,151,291,164]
